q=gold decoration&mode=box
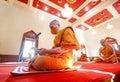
[94,17,103,23]
[66,0,77,4]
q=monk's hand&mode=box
[99,56,106,61]
[36,48,48,55]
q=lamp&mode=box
[61,3,73,18]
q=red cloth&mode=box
[0,62,120,82]
[74,62,120,74]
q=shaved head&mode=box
[49,20,60,34]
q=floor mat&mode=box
[11,65,81,76]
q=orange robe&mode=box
[94,45,120,63]
[29,27,80,70]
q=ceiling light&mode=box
[44,6,48,11]
[106,24,113,29]
[85,7,89,11]
[61,4,73,18]
[57,13,61,17]
[91,30,97,35]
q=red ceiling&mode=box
[76,0,101,17]
[33,1,66,19]
[49,0,86,11]
[85,9,113,27]
[113,0,120,14]
[18,0,28,4]
[76,24,89,31]
[17,0,119,31]
[68,17,77,23]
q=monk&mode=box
[78,44,88,61]
[28,20,80,70]
[94,37,120,63]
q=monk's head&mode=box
[100,39,106,46]
[49,20,60,34]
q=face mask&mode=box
[51,27,59,34]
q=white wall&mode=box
[84,16,120,57]
[0,1,71,55]
[2,0,119,58]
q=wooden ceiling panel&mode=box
[85,9,113,27]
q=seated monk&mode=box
[78,52,87,61]
[78,44,88,61]
[94,37,120,63]
[28,20,80,70]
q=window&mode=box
[18,30,39,62]
[22,39,35,58]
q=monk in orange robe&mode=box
[28,20,80,70]
[94,37,120,63]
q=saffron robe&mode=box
[94,45,120,63]
[29,27,80,70]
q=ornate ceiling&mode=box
[6,0,120,31]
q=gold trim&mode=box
[94,17,103,23]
